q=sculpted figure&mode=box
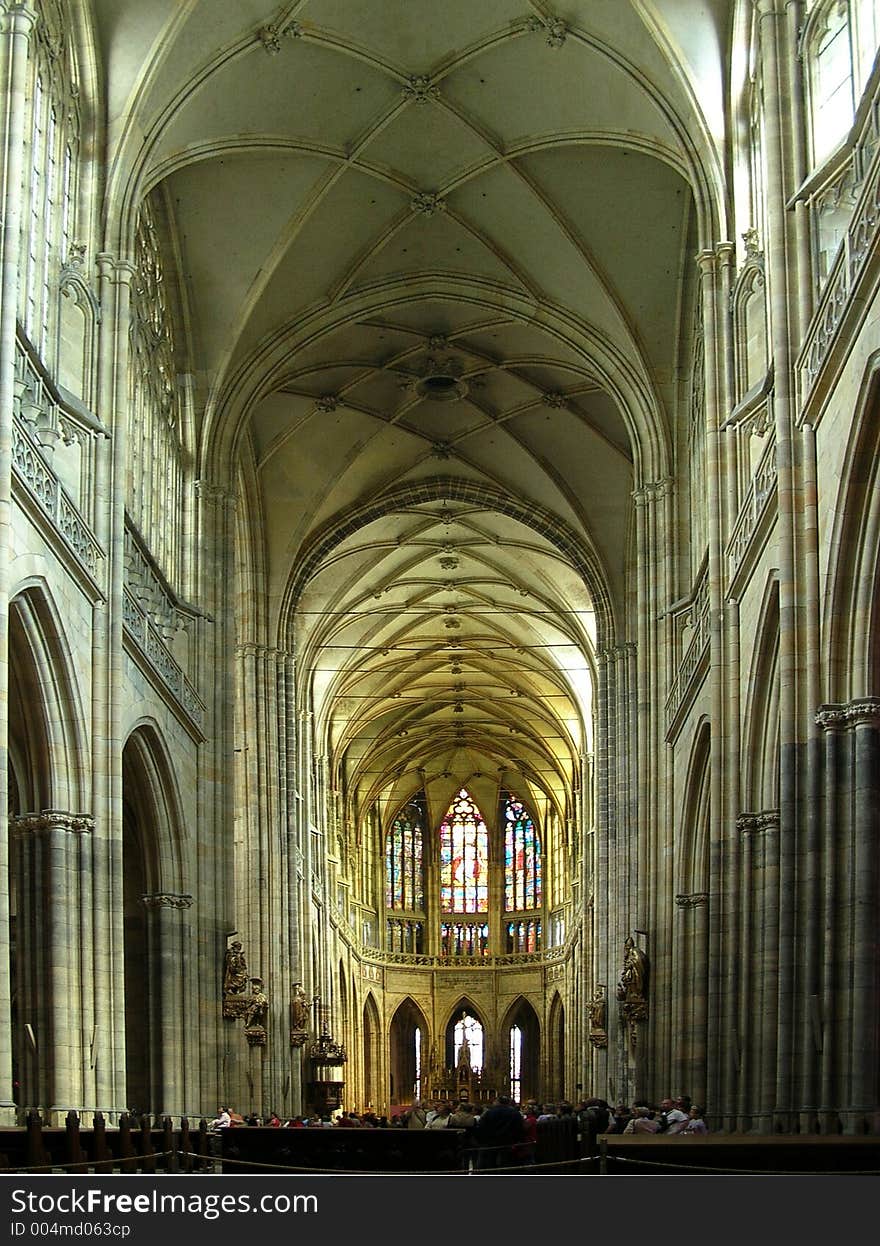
[244,977,269,1029]
[291,981,309,1031]
[617,936,648,1003]
[223,940,248,995]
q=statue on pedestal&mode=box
[290,981,309,1047]
[244,976,269,1047]
[222,940,250,1019]
[617,936,648,1046]
[588,984,608,1049]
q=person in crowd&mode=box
[681,1105,709,1134]
[267,1111,282,1127]
[514,1102,538,1168]
[623,1105,660,1134]
[406,1099,428,1129]
[536,1103,557,1123]
[606,1102,632,1133]
[475,1095,525,1170]
[657,1097,688,1133]
[427,1102,452,1128]
[208,1106,231,1131]
[449,1101,477,1129]
[578,1097,611,1148]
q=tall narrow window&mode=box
[509,1025,522,1104]
[503,794,541,911]
[386,799,424,911]
[809,1,855,163]
[414,1026,422,1100]
[439,789,488,913]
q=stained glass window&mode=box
[440,922,489,957]
[503,794,542,911]
[440,789,489,913]
[386,798,425,911]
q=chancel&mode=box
[0,0,879,1143]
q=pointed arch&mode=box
[547,992,565,1102]
[388,996,429,1107]
[443,996,486,1073]
[824,353,880,700]
[362,992,381,1111]
[122,722,187,894]
[741,576,780,811]
[501,996,541,1104]
[8,583,89,812]
[677,718,712,895]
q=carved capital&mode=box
[632,476,674,506]
[815,699,880,732]
[194,479,235,508]
[141,892,193,909]
[737,809,780,836]
[675,892,709,908]
[11,810,94,836]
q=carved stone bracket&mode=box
[620,999,648,1048]
[815,698,880,731]
[245,1025,267,1047]
[290,1029,309,1048]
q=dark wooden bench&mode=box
[217,1125,467,1173]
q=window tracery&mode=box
[130,197,185,585]
[503,793,541,911]
[439,788,488,913]
[20,0,80,362]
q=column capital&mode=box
[675,892,709,908]
[0,3,39,38]
[736,809,780,836]
[95,252,136,283]
[815,699,880,732]
[141,892,194,909]
[632,476,674,506]
[10,810,94,836]
[194,478,236,509]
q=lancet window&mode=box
[20,0,81,363]
[439,788,488,913]
[386,798,425,911]
[503,794,541,911]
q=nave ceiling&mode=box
[91,0,732,823]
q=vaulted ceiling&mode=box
[93,0,732,825]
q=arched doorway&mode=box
[389,997,428,1108]
[502,997,541,1104]
[548,993,565,1102]
[121,727,188,1117]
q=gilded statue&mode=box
[244,977,269,1045]
[588,984,608,1048]
[617,936,648,1046]
[223,940,248,994]
[290,981,309,1046]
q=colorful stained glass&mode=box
[454,1013,484,1072]
[385,799,424,911]
[503,794,542,911]
[439,789,489,913]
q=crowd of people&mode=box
[207,1093,709,1144]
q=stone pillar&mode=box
[815,700,880,1134]
[737,809,780,1131]
[0,0,39,1127]
[10,810,94,1123]
[194,479,238,1111]
[141,892,193,1119]
[674,892,710,1109]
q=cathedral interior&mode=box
[1,0,879,1134]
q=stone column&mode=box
[674,892,710,1109]
[815,699,880,1134]
[194,479,238,1111]
[93,252,136,1118]
[0,0,39,1127]
[10,810,94,1123]
[141,892,193,1119]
